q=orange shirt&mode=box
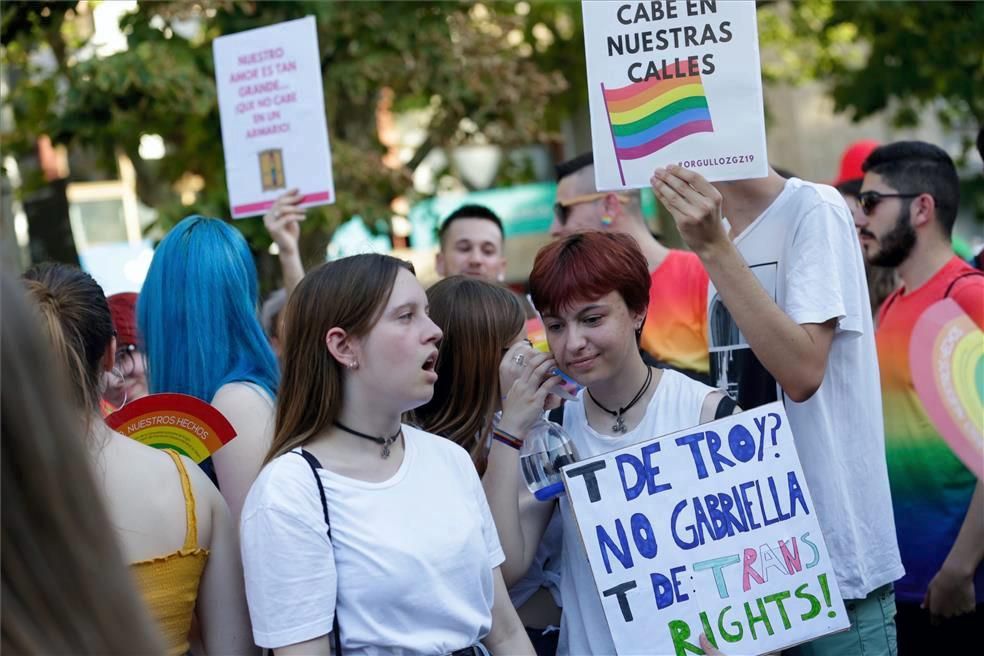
[640,250,710,374]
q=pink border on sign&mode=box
[233,190,332,217]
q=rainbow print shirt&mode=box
[875,257,984,603]
[640,250,710,376]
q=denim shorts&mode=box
[785,583,898,656]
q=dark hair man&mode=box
[553,152,709,380]
[859,141,983,655]
[436,204,507,282]
[651,162,903,656]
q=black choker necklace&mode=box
[335,421,401,459]
[587,366,653,434]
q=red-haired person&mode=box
[483,231,736,655]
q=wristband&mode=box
[492,429,523,450]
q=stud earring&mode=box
[347,360,359,370]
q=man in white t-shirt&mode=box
[651,165,904,656]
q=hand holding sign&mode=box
[263,188,306,256]
[651,165,729,256]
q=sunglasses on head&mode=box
[857,190,924,216]
[553,192,630,225]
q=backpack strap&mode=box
[943,271,984,299]
[547,404,565,425]
[714,395,738,420]
[293,449,343,656]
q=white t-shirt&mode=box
[707,177,904,599]
[240,425,505,654]
[557,370,714,656]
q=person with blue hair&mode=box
[139,215,279,523]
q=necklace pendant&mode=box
[381,443,391,459]
[613,414,626,433]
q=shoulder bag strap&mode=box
[714,394,738,420]
[295,449,343,656]
[944,271,984,299]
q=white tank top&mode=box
[556,369,714,656]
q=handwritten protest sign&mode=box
[562,402,847,655]
[581,0,768,190]
[213,16,335,218]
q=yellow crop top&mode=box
[131,450,210,656]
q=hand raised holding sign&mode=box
[650,165,730,258]
[262,188,305,294]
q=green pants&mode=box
[786,584,898,656]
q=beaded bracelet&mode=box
[492,428,523,450]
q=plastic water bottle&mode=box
[520,419,579,501]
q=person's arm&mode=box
[190,462,259,656]
[651,166,835,402]
[924,481,984,619]
[484,567,536,655]
[273,636,332,656]
[263,188,306,296]
[482,345,560,587]
[211,383,275,524]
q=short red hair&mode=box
[529,231,650,316]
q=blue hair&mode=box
[138,216,279,403]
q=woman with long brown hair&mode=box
[411,276,528,470]
[411,275,564,655]
[20,263,254,656]
[240,254,533,655]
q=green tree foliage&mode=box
[2,0,573,265]
[759,0,983,134]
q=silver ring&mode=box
[513,353,525,366]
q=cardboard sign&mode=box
[106,393,236,463]
[910,298,984,478]
[581,0,768,190]
[561,402,847,655]
[213,16,335,218]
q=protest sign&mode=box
[561,402,847,655]
[910,298,984,478]
[581,0,768,190]
[106,393,236,463]
[213,16,335,218]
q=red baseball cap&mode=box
[833,139,881,188]
[107,292,139,348]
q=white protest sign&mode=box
[581,0,768,190]
[561,402,848,656]
[213,16,335,219]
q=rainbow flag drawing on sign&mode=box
[602,69,714,185]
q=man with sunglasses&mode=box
[552,152,710,381]
[651,162,903,656]
[859,141,983,655]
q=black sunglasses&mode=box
[857,190,923,216]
